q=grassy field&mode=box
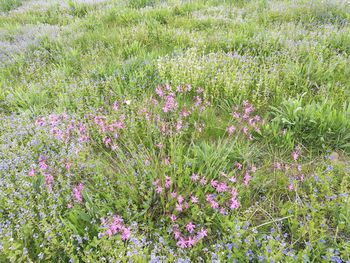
[1,0,350,262]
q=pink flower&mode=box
[227,125,236,136]
[292,147,301,161]
[232,111,240,119]
[235,162,242,170]
[196,87,204,93]
[243,172,251,186]
[121,227,131,241]
[194,96,202,107]
[165,176,172,189]
[39,159,48,170]
[153,179,160,186]
[175,120,183,132]
[73,183,84,203]
[200,177,207,185]
[288,183,294,191]
[112,121,125,129]
[292,151,299,161]
[102,137,112,147]
[198,227,207,238]
[113,215,124,225]
[177,195,184,204]
[102,215,130,239]
[170,214,177,222]
[186,222,196,233]
[210,179,218,188]
[106,229,113,237]
[242,127,249,135]
[206,194,213,202]
[187,236,197,247]
[35,117,46,126]
[231,187,238,198]
[45,173,54,185]
[156,186,163,194]
[163,94,177,113]
[220,207,227,215]
[110,223,121,235]
[274,162,282,170]
[243,101,254,114]
[229,198,240,210]
[65,162,72,171]
[171,191,177,198]
[191,173,199,182]
[216,182,228,193]
[176,203,183,212]
[177,237,187,248]
[67,203,73,209]
[44,173,54,191]
[112,101,119,111]
[229,176,237,183]
[210,200,219,209]
[173,229,181,240]
[165,84,172,91]
[297,165,302,172]
[28,168,35,177]
[180,108,190,117]
[190,196,198,204]
[163,157,170,165]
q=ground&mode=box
[0,0,350,262]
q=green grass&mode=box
[0,0,24,12]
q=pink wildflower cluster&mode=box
[153,163,257,248]
[67,183,84,208]
[31,155,80,194]
[273,146,304,191]
[35,113,89,144]
[28,167,35,177]
[90,112,126,150]
[139,84,209,136]
[227,101,263,140]
[172,224,208,248]
[73,183,84,203]
[101,215,131,241]
[35,155,55,191]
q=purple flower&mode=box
[186,222,195,233]
[121,227,131,241]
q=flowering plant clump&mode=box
[227,100,264,140]
[138,84,210,137]
[273,145,305,191]
[152,163,258,249]
[101,215,131,241]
